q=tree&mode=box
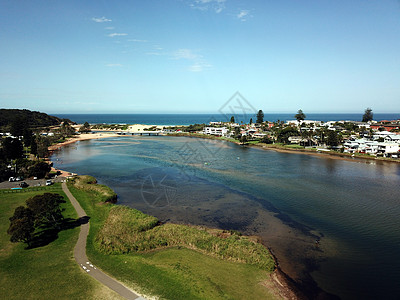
[362,108,373,122]
[256,110,264,124]
[36,135,50,158]
[249,118,253,125]
[28,161,51,178]
[261,136,273,144]
[276,126,300,144]
[240,135,248,145]
[30,137,37,155]
[79,122,91,133]
[326,130,340,147]
[230,116,235,123]
[7,206,35,245]
[2,137,23,160]
[22,128,33,147]
[295,109,306,123]
[26,193,65,229]
[10,117,27,137]
[60,121,75,137]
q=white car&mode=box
[46,180,53,186]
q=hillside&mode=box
[0,109,73,131]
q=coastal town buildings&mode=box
[203,126,229,137]
[200,119,400,158]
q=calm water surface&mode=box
[51,136,400,300]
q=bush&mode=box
[95,205,275,271]
[28,161,51,178]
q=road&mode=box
[0,177,64,189]
[62,182,146,300]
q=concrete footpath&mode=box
[62,182,147,300]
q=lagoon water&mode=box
[51,136,400,299]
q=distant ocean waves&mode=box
[54,113,400,125]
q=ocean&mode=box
[54,113,400,125]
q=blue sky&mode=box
[1,0,399,114]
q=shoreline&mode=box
[48,131,339,299]
[48,132,120,152]
[171,132,400,164]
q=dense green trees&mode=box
[276,127,300,144]
[184,123,205,132]
[27,161,51,178]
[326,130,340,147]
[26,193,65,228]
[2,137,23,160]
[59,121,75,138]
[7,206,35,245]
[0,109,72,132]
[260,136,273,144]
[35,135,50,158]
[7,193,65,246]
[79,122,91,133]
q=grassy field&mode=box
[0,184,123,300]
[68,176,279,300]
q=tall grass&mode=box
[96,205,275,271]
[68,176,279,299]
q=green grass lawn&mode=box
[0,184,122,300]
[68,176,279,300]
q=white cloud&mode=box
[127,39,148,42]
[108,33,128,37]
[190,0,226,13]
[237,10,251,21]
[173,49,212,72]
[92,16,112,23]
[105,63,123,67]
[105,26,115,30]
[189,62,212,72]
[173,48,200,60]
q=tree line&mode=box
[7,193,65,247]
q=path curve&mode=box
[62,182,146,300]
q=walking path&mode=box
[62,182,146,300]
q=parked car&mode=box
[20,182,28,188]
[46,180,53,186]
[15,176,23,181]
[9,177,16,182]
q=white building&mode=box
[377,143,400,157]
[203,127,228,137]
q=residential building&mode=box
[203,127,228,137]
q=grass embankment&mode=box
[68,175,278,300]
[0,184,122,300]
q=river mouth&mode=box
[52,136,400,300]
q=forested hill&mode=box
[0,109,74,130]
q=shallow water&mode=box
[52,136,400,299]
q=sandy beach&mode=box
[48,132,120,152]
